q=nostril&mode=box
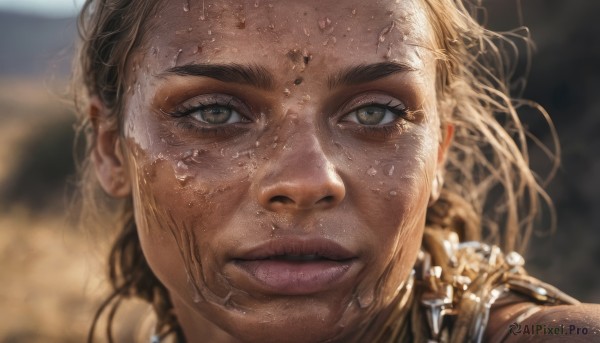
[317,196,336,205]
[270,195,294,205]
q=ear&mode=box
[89,96,132,198]
[429,123,454,205]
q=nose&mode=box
[257,135,346,212]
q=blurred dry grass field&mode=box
[1,2,599,339]
[0,79,107,342]
[0,214,104,342]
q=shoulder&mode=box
[486,299,600,342]
[418,228,598,342]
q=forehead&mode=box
[141,0,435,73]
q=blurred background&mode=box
[0,0,598,342]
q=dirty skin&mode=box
[120,0,441,342]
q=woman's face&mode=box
[111,0,445,341]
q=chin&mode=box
[178,292,367,343]
[222,314,351,343]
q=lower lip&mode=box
[234,259,355,295]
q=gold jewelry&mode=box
[412,228,579,343]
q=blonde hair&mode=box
[421,0,558,252]
[72,0,558,341]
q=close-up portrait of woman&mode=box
[66,0,599,342]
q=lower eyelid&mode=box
[175,119,251,137]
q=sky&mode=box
[0,0,84,17]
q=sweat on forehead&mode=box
[133,0,436,72]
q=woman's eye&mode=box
[190,105,243,125]
[345,105,402,126]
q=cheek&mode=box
[343,128,437,298]
[345,127,437,231]
[127,141,255,304]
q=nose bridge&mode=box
[257,119,345,211]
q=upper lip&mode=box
[234,237,357,261]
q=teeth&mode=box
[272,254,322,261]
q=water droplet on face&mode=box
[221,291,235,309]
[283,88,291,96]
[367,166,377,176]
[351,9,357,15]
[199,0,206,20]
[387,165,395,176]
[177,160,189,170]
[389,190,398,196]
[384,43,392,59]
[318,17,331,31]
[357,290,375,309]
[176,28,191,35]
[183,0,190,12]
[254,0,259,7]
[232,152,240,159]
[172,48,183,67]
[174,160,194,185]
[377,21,395,51]
[182,149,206,164]
[187,274,202,303]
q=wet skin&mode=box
[98,0,450,342]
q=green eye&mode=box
[191,106,242,125]
[356,106,387,125]
[347,105,402,126]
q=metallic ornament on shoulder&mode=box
[417,228,579,343]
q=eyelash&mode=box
[164,96,412,139]
[165,98,252,137]
[340,100,412,138]
[169,99,234,117]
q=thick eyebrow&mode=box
[327,62,417,89]
[160,63,275,90]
